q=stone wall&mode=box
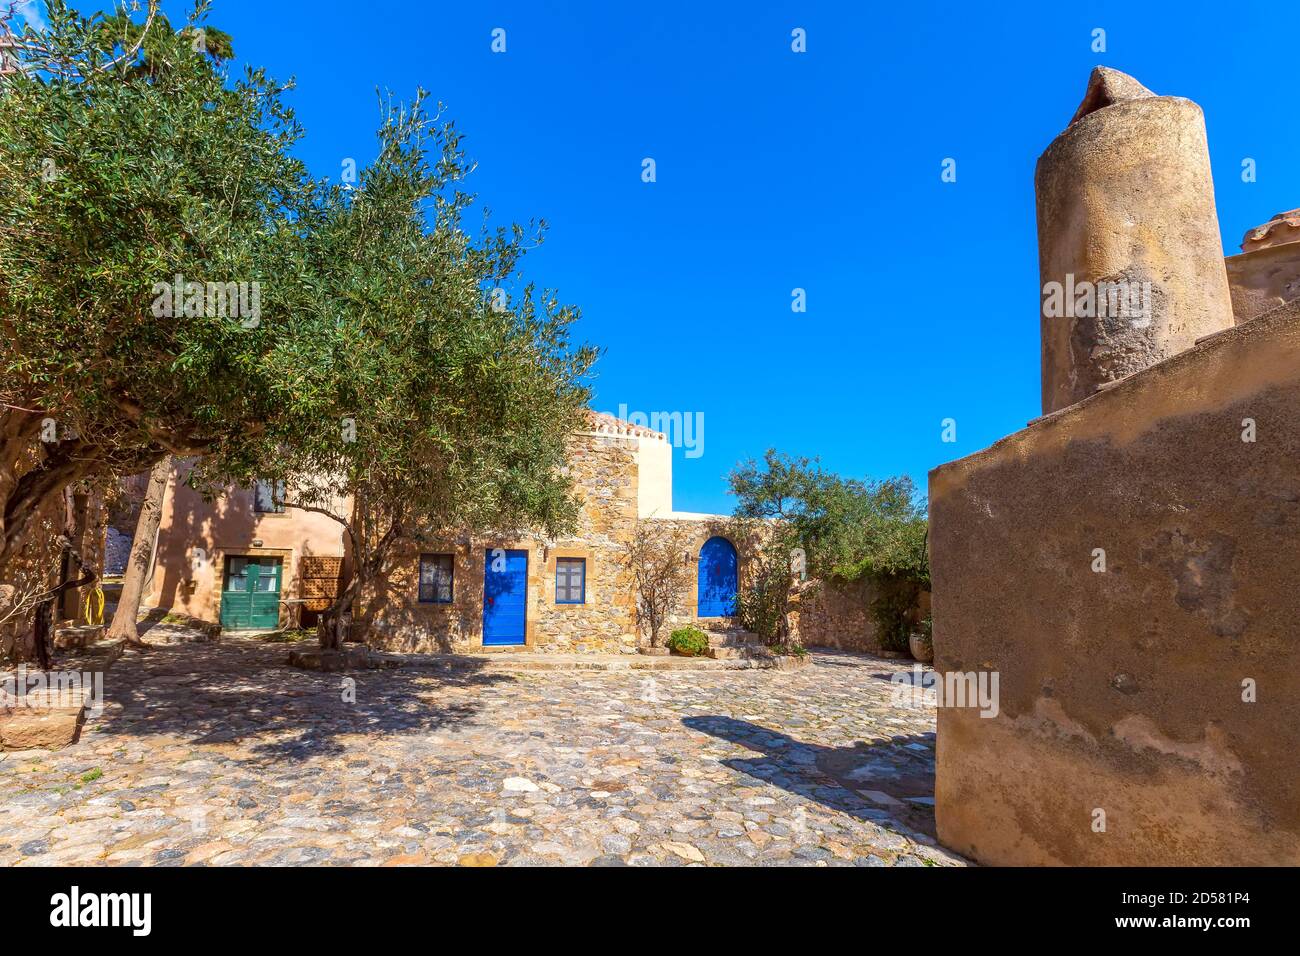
[143,418,752,653]
[929,301,1300,865]
[789,578,877,652]
[1,477,106,661]
[788,578,929,654]
[649,516,753,634]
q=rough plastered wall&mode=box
[365,429,642,653]
[1036,68,1233,414]
[1226,244,1300,325]
[144,459,348,626]
[929,301,1300,866]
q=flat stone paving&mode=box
[0,632,964,866]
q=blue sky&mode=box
[43,1,1300,513]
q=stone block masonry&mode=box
[364,429,643,654]
[789,577,930,655]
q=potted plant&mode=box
[909,615,934,664]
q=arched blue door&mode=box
[697,537,738,617]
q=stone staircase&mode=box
[697,621,769,661]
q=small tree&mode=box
[728,450,929,645]
[621,522,695,648]
[732,541,795,644]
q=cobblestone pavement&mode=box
[0,633,964,866]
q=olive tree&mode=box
[0,1,320,656]
[207,93,597,650]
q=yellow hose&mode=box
[82,586,105,626]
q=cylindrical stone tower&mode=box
[1036,67,1234,414]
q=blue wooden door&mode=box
[483,549,528,645]
[697,537,738,617]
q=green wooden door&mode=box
[220,556,282,630]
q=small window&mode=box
[419,554,454,604]
[253,479,285,513]
[226,557,249,591]
[555,557,586,605]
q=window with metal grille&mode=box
[555,557,585,604]
[418,554,454,604]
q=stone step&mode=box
[696,618,745,633]
[707,630,761,648]
[1,687,90,751]
[54,624,106,651]
[706,643,774,661]
[1,640,123,751]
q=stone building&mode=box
[930,68,1300,865]
[141,412,745,653]
[1226,207,1300,324]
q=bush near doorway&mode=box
[667,626,709,657]
[869,579,921,654]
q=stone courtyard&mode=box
[0,631,961,866]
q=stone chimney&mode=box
[1225,209,1300,324]
[1035,67,1234,414]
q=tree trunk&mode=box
[317,523,393,651]
[317,577,356,651]
[105,456,171,646]
[32,597,53,670]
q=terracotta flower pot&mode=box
[909,631,934,664]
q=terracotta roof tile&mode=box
[583,410,666,440]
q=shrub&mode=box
[726,451,930,651]
[870,583,917,652]
[621,523,696,647]
[732,544,793,644]
[769,641,807,657]
[667,626,709,657]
